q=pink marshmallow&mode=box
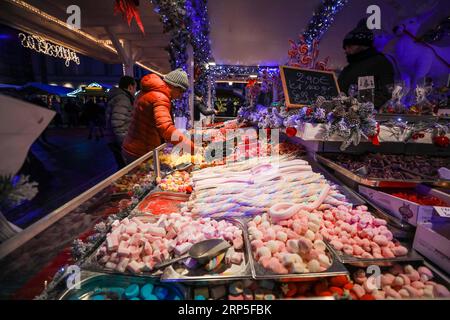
[373,235,389,246]
[330,239,344,251]
[146,226,166,237]
[175,242,193,256]
[251,239,264,250]
[231,252,243,265]
[107,234,119,251]
[105,262,117,270]
[381,247,395,258]
[296,237,311,254]
[392,245,408,256]
[127,260,144,273]
[233,237,244,250]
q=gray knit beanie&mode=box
[163,68,189,91]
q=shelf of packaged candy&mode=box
[0,150,157,300]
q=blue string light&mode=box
[303,0,348,45]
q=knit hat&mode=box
[163,68,189,91]
[343,19,374,48]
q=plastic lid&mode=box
[124,284,140,299]
[154,286,169,300]
[141,284,155,300]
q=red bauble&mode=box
[433,135,450,148]
[306,108,313,116]
[286,127,297,137]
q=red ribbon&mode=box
[368,122,380,146]
[246,79,257,88]
[114,0,145,34]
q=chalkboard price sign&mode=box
[280,65,340,108]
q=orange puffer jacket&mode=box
[122,74,193,157]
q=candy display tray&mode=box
[58,271,189,300]
[131,190,190,216]
[81,216,252,283]
[247,241,349,281]
[325,241,424,267]
[307,156,415,235]
[345,260,450,295]
[316,153,450,189]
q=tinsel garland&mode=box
[187,0,215,104]
[151,0,190,122]
[303,0,348,44]
[210,65,279,81]
[151,0,215,125]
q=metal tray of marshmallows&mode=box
[315,153,450,189]
[307,156,414,234]
[247,240,349,281]
[304,156,423,267]
[325,240,424,267]
[81,215,252,282]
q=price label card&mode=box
[434,206,450,218]
[358,76,375,90]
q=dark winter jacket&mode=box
[338,47,394,109]
[106,87,134,144]
[194,95,215,121]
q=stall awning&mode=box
[20,83,73,96]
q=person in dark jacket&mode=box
[338,19,394,109]
[106,76,137,169]
[194,90,217,122]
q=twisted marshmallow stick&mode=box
[269,185,331,222]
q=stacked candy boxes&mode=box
[96,214,245,274]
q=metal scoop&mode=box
[153,239,231,270]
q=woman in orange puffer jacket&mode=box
[122,69,194,163]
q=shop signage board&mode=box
[280,65,340,109]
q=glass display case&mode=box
[0,150,156,299]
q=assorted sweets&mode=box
[329,153,449,180]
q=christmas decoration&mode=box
[0,175,38,211]
[187,0,215,102]
[303,0,349,45]
[18,32,80,67]
[150,0,215,125]
[323,94,378,151]
[114,0,145,34]
[433,134,450,148]
[287,35,330,71]
[286,127,297,137]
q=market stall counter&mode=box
[0,150,157,300]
